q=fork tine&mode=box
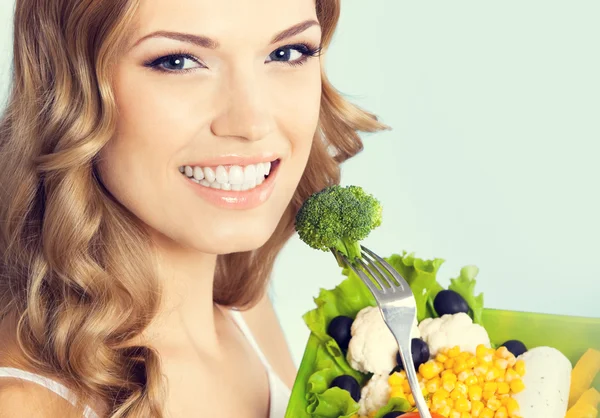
[333,250,381,295]
[362,246,411,295]
[360,251,397,291]
[357,255,395,292]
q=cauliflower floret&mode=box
[347,306,420,375]
[358,373,390,416]
[418,312,490,356]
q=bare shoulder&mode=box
[0,378,84,418]
[240,290,297,388]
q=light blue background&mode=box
[1,1,598,367]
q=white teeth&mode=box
[255,163,265,182]
[193,166,204,181]
[182,161,275,191]
[203,167,216,183]
[229,165,244,185]
[243,165,256,184]
[215,165,228,184]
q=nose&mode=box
[210,72,274,142]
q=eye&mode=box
[144,53,205,73]
[266,44,321,66]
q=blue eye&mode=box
[266,44,321,66]
[145,53,205,73]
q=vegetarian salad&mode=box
[288,185,600,418]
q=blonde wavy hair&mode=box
[0,0,387,416]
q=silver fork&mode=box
[334,246,432,418]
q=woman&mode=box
[0,0,386,416]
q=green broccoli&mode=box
[294,185,383,263]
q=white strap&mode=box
[0,367,98,418]
[227,309,273,371]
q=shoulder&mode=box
[0,377,84,418]
[239,291,297,388]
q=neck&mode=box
[141,231,221,354]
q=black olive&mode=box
[327,316,354,352]
[395,338,431,370]
[434,289,470,316]
[330,375,361,402]
[501,340,528,357]
[381,412,405,418]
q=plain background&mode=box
[1,1,598,367]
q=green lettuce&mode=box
[448,265,485,325]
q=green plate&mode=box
[285,308,600,418]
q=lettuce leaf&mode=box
[448,265,485,325]
[374,397,413,418]
[310,388,360,418]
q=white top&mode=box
[0,308,291,418]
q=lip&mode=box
[182,153,280,168]
[182,159,281,210]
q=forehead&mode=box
[134,0,319,44]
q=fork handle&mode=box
[398,343,433,418]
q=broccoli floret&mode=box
[295,185,382,263]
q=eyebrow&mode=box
[131,19,320,50]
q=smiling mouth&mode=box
[179,159,281,191]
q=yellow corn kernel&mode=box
[474,363,489,377]
[454,360,468,374]
[454,397,471,412]
[494,406,508,418]
[448,346,461,358]
[466,357,479,369]
[506,355,517,367]
[480,408,495,418]
[427,377,441,393]
[497,382,510,395]
[514,360,526,376]
[483,382,498,394]
[420,361,439,380]
[504,398,520,416]
[444,379,457,392]
[450,388,465,400]
[504,369,519,383]
[509,379,525,394]
[476,345,488,358]
[368,411,377,418]
[487,397,502,411]
[445,358,456,369]
[443,370,458,380]
[482,391,496,401]
[407,393,416,406]
[433,389,451,403]
[388,372,404,387]
[485,368,500,381]
[436,353,449,363]
[461,413,472,418]
[465,375,479,386]
[435,361,445,373]
[402,379,411,393]
[450,411,462,418]
[390,387,404,398]
[458,370,472,382]
[494,358,509,370]
[438,405,452,417]
[446,398,455,409]
[495,346,510,359]
[469,385,483,401]
[456,382,468,395]
[471,400,485,416]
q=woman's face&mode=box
[97,0,322,254]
